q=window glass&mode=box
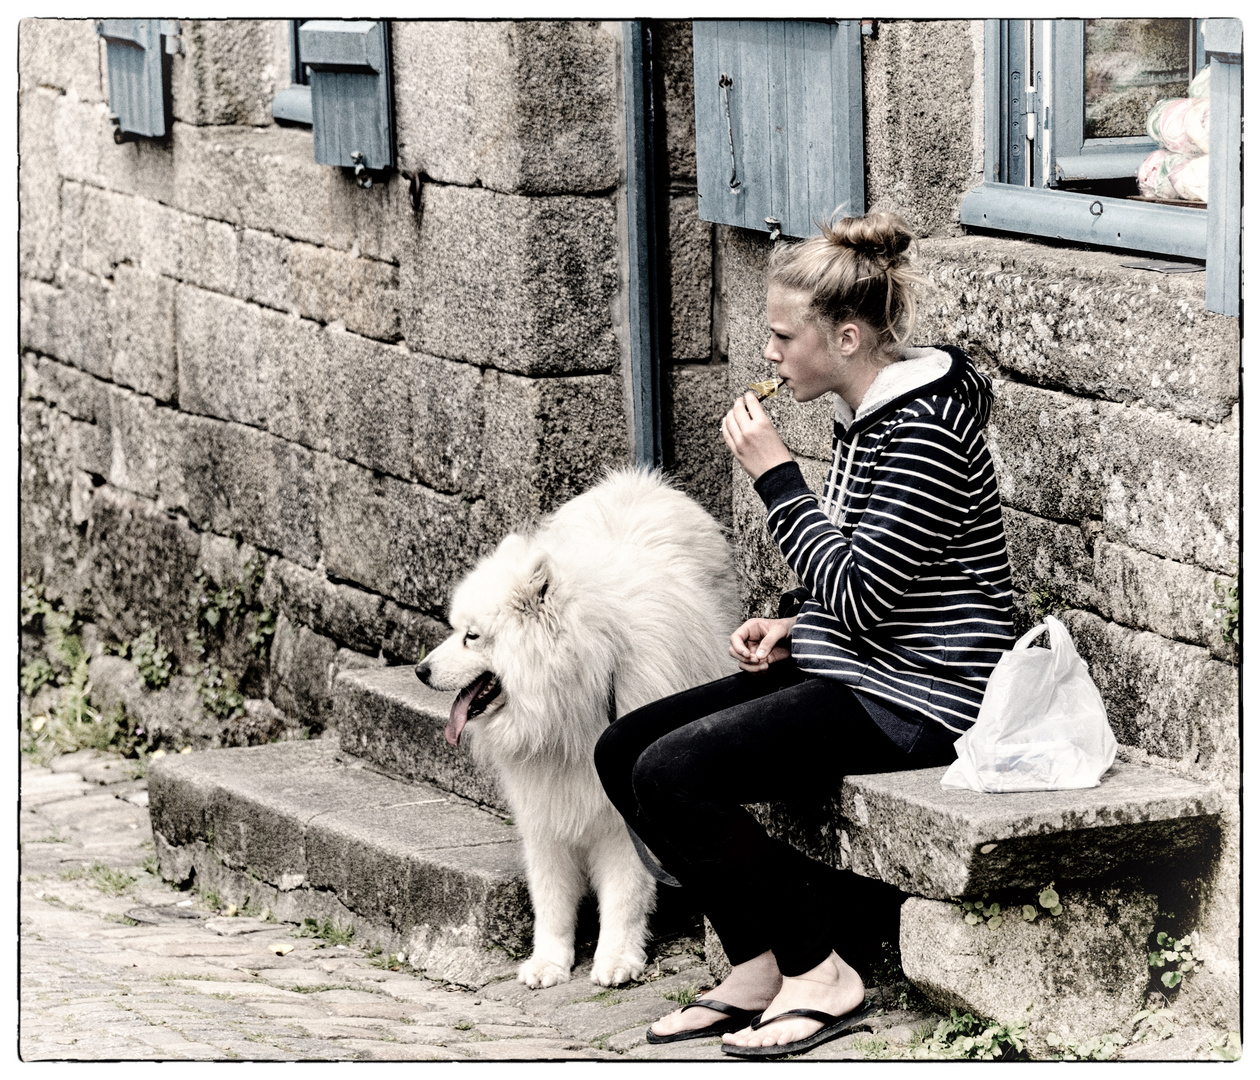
[1084,19,1193,138]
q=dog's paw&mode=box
[517,955,572,989]
[590,947,647,987]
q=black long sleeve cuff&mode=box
[752,460,811,511]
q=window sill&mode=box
[958,183,1207,261]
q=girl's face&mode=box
[763,286,839,403]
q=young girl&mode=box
[594,210,1015,1059]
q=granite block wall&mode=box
[655,20,731,529]
[709,20,1238,1031]
[19,18,633,736]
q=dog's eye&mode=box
[463,632,480,644]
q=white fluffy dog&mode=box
[416,469,740,988]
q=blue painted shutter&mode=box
[299,20,394,172]
[692,20,864,239]
[97,19,176,138]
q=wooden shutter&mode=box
[97,19,177,138]
[299,20,395,172]
[692,20,865,239]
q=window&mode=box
[962,18,1240,315]
[1053,19,1203,189]
[692,20,864,240]
[272,20,312,125]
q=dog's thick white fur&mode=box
[417,469,740,989]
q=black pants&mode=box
[593,661,956,978]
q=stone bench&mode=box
[837,764,1223,1055]
[334,665,1224,1052]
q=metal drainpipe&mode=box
[622,19,665,469]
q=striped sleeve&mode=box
[754,419,974,636]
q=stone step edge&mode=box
[151,832,522,989]
[334,665,509,812]
[149,739,528,988]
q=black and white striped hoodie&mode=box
[753,344,1015,736]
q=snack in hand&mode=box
[748,377,783,401]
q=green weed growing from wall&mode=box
[1213,570,1239,649]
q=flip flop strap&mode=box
[751,1007,841,1030]
[681,999,748,1019]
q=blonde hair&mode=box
[767,210,928,346]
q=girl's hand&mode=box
[721,392,793,481]
[729,616,796,672]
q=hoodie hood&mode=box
[834,345,993,432]
[823,345,993,526]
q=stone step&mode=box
[840,760,1224,899]
[148,739,528,987]
[334,665,506,811]
[332,667,1226,905]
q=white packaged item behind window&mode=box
[941,615,1118,793]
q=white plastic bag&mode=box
[941,615,1118,793]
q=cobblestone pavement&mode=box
[20,748,929,1062]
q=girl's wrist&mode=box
[752,460,807,507]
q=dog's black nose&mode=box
[415,661,431,685]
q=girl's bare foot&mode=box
[649,950,781,1038]
[721,950,864,1049]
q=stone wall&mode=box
[655,20,732,529]
[19,19,633,733]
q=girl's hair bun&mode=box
[823,210,915,265]
[766,208,926,345]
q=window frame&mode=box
[272,19,312,126]
[962,17,1240,316]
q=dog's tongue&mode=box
[446,672,497,747]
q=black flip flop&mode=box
[720,1000,876,1059]
[645,999,762,1045]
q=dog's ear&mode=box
[512,549,554,617]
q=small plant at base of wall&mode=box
[910,1010,1028,1060]
[1027,581,1070,623]
[185,553,275,709]
[294,917,356,947]
[194,662,246,722]
[247,607,277,658]
[125,623,174,690]
[1148,929,1203,989]
[20,657,56,697]
[1209,1030,1242,1061]
[193,558,261,633]
[1044,1030,1124,1060]
[19,582,152,766]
